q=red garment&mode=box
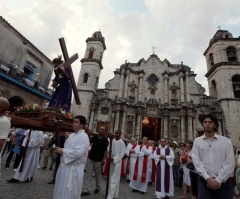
[126,144,137,174]
[151,146,156,182]
[133,145,149,183]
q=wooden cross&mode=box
[152,46,156,54]
[217,26,221,30]
[59,38,81,105]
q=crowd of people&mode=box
[0,96,238,199]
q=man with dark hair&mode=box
[53,115,89,199]
[81,125,108,196]
[192,114,234,199]
[106,130,125,199]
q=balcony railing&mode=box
[0,60,53,100]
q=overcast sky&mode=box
[1,0,240,94]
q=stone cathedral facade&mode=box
[72,30,240,145]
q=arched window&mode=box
[130,88,135,96]
[83,73,89,83]
[232,75,240,98]
[88,48,94,59]
[150,90,155,96]
[226,47,237,62]
[8,96,25,112]
[209,53,214,65]
[172,90,177,98]
[211,80,217,98]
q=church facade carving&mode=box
[72,30,240,145]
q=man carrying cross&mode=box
[48,55,72,112]
[48,38,80,112]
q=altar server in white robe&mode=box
[53,115,89,199]
[153,138,175,199]
[7,130,44,183]
[129,136,151,194]
[107,130,126,199]
[125,138,137,181]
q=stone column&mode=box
[180,72,184,102]
[164,74,169,103]
[218,119,223,135]
[138,74,143,102]
[180,114,185,142]
[114,110,120,132]
[187,109,193,140]
[163,111,169,139]
[118,70,125,98]
[110,111,116,133]
[186,71,191,102]
[123,71,130,99]
[135,107,142,140]
[121,107,126,138]
[89,108,95,130]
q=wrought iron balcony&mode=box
[0,60,53,100]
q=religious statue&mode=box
[48,55,72,112]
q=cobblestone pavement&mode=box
[0,154,238,199]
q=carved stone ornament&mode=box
[101,107,109,115]
[169,82,180,91]
[147,108,158,116]
[105,82,111,89]
[198,87,206,95]
[128,80,138,88]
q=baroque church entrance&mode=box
[141,117,161,141]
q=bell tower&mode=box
[204,29,240,143]
[72,31,106,119]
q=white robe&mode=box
[126,144,137,181]
[53,129,89,199]
[153,146,175,198]
[14,130,43,181]
[129,145,151,192]
[148,146,156,182]
[107,139,126,199]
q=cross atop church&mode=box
[217,26,221,30]
[152,46,156,54]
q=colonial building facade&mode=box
[73,30,240,144]
[0,17,54,110]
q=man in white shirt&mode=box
[106,130,125,199]
[192,114,234,199]
[53,115,89,199]
[0,97,11,178]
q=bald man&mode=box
[81,126,109,196]
[0,97,11,178]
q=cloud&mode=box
[1,0,240,95]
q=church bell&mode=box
[227,52,237,62]
[234,85,240,92]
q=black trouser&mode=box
[5,144,15,168]
[190,171,199,196]
[5,145,25,169]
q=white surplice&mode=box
[53,129,89,199]
[153,146,175,198]
[14,130,43,181]
[129,145,151,192]
[107,139,126,199]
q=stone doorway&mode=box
[141,117,161,141]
